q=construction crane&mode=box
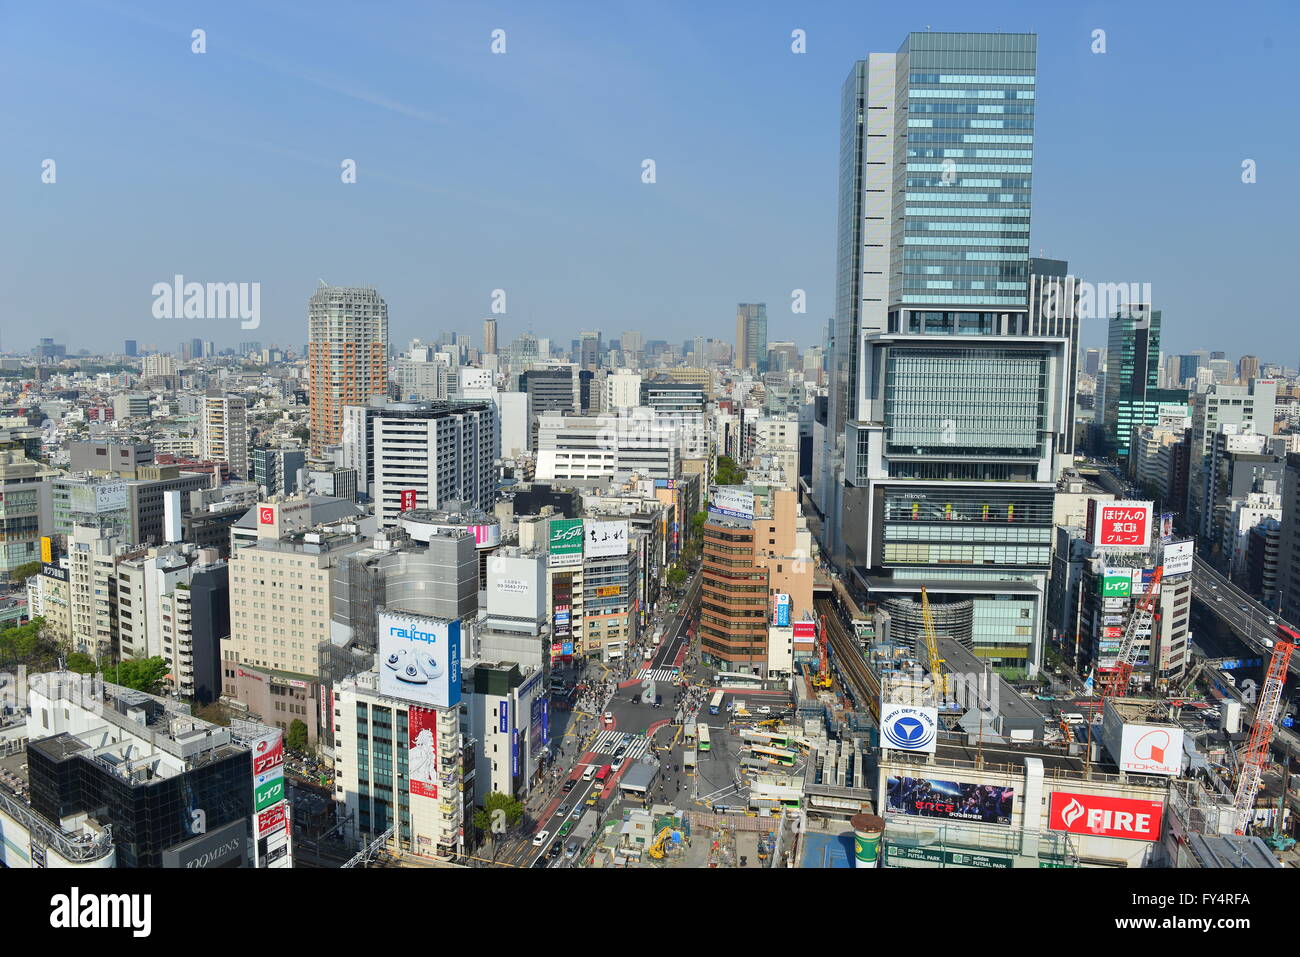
[920,587,948,702]
[813,615,833,689]
[1097,564,1164,703]
[1231,626,1296,835]
[647,825,675,860]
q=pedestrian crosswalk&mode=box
[638,667,678,683]
[588,730,654,761]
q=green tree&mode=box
[715,455,746,486]
[101,656,168,693]
[690,511,707,538]
[8,560,42,582]
[473,791,525,853]
[668,566,687,587]
[0,618,49,666]
[286,718,308,752]
[65,652,97,674]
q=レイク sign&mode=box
[1047,791,1163,842]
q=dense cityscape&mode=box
[1,5,1295,928]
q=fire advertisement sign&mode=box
[408,705,439,799]
[1047,791,1163,842]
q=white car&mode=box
[532,830,550,847]
[603,712,613,723]
[756,706,772,715]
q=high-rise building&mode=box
[621,330,644,367]
[1238,354,1261,383]
[735,303,768,371]
[123,339,137,357]
[483,317,498,356]
[822,33,1072,673]
[308,285,389,456]
[1102,307,1187,462]
[1029,257,1081,466]
[201,392,249,479]
[366,401,499,527]
[578,331,602,372]
[1084,348,1101,377]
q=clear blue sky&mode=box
[3,0,1296,362]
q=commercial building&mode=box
[308,284,389,456]
[1102,307,1188,462]
[21,672,258,868]
[735,303,768,372]
[0,449,56,580]
[67,440,155,478]
[535,412,679,482]
[252,446,307,497]
[1188,379,1279,534]
[367,401,498,527]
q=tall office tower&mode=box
[735,303,768,371]
[1029,257,1080,466]
[578,331,602,372]
[483,317,498,356]
[1239,354,1261,383]
[1084,348,1101,377]
[123,339,138,357]
[1210,351,1226,361]
[200,392,250,479]
[1173,353,1201,388]
[826,32,1068,674]
[308,284,389,456]
[190,337,204,360]
[1102,307,1188,462]
[622,330,644,368]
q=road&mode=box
[499,567,704,867]
[1191,556,1300,678]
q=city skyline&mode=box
[5,1,1295,355]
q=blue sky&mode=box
[3,0,1296,361]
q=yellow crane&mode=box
[920,587,948,702]
[648,826,675,859]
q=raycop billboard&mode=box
[378,610,463,708]
[886,776,1015,826]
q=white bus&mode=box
[709,691,725,715]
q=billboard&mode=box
[584,519,629,558]
[549,518,584,558]
[400,489,417,511]
[1131,567,1162,596]
[258,505,275,525]
[886,776,1014,826]
[40,536,52,563]
[1088,500,1152,549]
[94,482,129,512]
[256,802,287,838]
[1158,512,1175,542]
[774,593,791,627]
[710,487,754,521]
[596,585,622,598]
[879,703,938,754]
[377,610,463,708]
[1100,567,1131,598]
[254,772,286,811]
[408,705,439,799]
[162,819,248,869]
[1162,539,1194,578]
[792,621,816,640]
[252,734,284,776]
[1102,704,1185,776]
[468,523,501,549]
[1047,791,1163,842]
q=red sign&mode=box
[408,705,439,799]
[253,737,284,775]
[792,622,816,639]
[258,506,275,525]
[257,803,287,837]
[1047,791,1163,842]
[1103,627,1123,639]
[1090,500,1152,548]
[400,489,417,511]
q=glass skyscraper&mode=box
[823,32,1071,674]
[1102,307,1188,461]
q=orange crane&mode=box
[1232,625,1296,835]
[813,615,833,689]
[1096,565,1164,703]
